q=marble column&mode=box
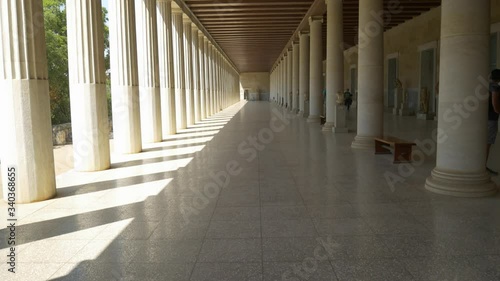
[299,31,310,117]
[183,16,194,126]
[287,48,293,110]
[172,8,187,129]
[324,0,345,132]
[214,49,219,113]
[157,0,177,136]
[292,41,300,113]
[216,52,220,112]
[0,0,56,203]
[136,0,162,143]
[269,66,275,100]
[425,0,496,197]
[276,61,281,105]
[282,58,286,107]
[207,43,214,116]
[67,0,112,168]
[307,16,324,123]
[211,46,217,115]
[204,39,211,117]
[110,0,142,154]
[192,25,201,123]
[351,0,384,148]
[199,32,206,120]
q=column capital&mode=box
[325,0,342,5]
[192,23,199,30]
[292,40,299,46]
[309,15,324,24]
[299,30,310,36]
[288,47,293,53]
[182,14,191,22]
[171,6,183,14]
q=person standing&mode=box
[344,89,353,111]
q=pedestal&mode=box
[303,101,310,118]
[334,105,348,133]
[393,89,402,115]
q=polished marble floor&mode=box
[1,101,500,280]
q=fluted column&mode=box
[217,52,222,112]
[213,50,219,112]
[281,59,285,107]
[0,0,56,203]
[351,0,384,148]
[210,44,216,115]
[283,55,288,107]
[204,39,211,117]
[183,15,194,126]
[287,48,293,110]
[172,8,187,129]
[279,58,285,106]
[277,63,281,104]
[110,0,142,154]
[136,0,162,143]
[299,31,310,117]
[324,0,345,132]
[157,0,176,136]
[214,51,219,112]
[292,41,300,113]
[198,32,206,120]
[67,0,112,168]
[425,0,496,197]
[192,25,201,123]
[307,16,324,123]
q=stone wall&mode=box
[52,119,113,146]
[240,72,270,101]
[52,123,73,145]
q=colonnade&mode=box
[0,0,240,203]
[270,0,497,197]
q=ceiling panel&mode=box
[184,0,441,73]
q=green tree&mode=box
[44,0,69,125]
[43,0,110,125]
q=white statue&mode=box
[336,91,344,105]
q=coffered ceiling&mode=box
[183,0,442,73]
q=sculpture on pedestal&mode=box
[419,87,429,114]
[395,78,403,90]
[336,91,344,105]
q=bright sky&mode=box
[102,0,108,9]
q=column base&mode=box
[425,168,498,198]
[322,122,334,131]
[307,115,321,123]
[298,110,304,116]
[351,135,375,149]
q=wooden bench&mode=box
[374,136,416,164]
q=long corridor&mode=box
[1,101,500,280]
